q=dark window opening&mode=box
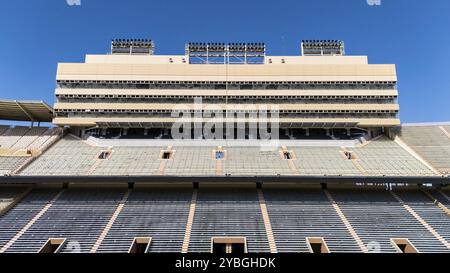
[98,151,111,159]
[161,151,173,159]
[128,237,151,253]
[39,238,66,253]
[307,237,329,253]
[283,151,292,160]
[391,239,417,253]
[216,151,224,160]
[212,237,247,254]
[344,151,355,160]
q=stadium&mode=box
[0,37,449,256]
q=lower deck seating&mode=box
[21,135,103,176]
[264,188,361,252]
[329,188,450,253]
[5,188,124,253]
[0,189,58,249]
[394,190,450,246]
[97,188,192,252]
[188,188,270,253]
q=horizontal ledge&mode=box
[0,175,449,185]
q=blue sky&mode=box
[0,0,449,123]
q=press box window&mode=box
[39,238,67,253]
[306,237,330,254]
[211,237,247,254]
[128,237,152,253]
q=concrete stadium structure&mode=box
[0,39,449,253]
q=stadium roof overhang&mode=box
[0,175,449,185]
[0,99,54,122]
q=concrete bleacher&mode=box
[92,146,164,176]
[329,188,450,253]
[5,188,124,253]
[399,126,450,174]
[0,187,27,212]
[0,189,59,249]
[394,189,450,246]
[0,126,61,158]
[290,147,361,176]
[21,135,103,176]
[0,156,28,175]
[353,137,435,176]
[264,187,361,252]
[164,147,217,176]
[18,134,438,177]
[1,185,450,252]
[10,127,48,150]
[0,126,30,149]
[188,187,270,253]
[222,147,292,176]
[98,187,192,253]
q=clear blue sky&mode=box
[0,0,449,123]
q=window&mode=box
[39,238,66,253]
[391,238,418,253]
[344,151,355,160]
[128,237,152,253]
[161,151,173,160]
[283,151,292,160]
[98,151,111,160]
[211,237,247,254]
[306,237,330,253]
[215,151,224,160]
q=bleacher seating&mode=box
[98,187,192,252]
[21,135,103,176]
[0,157,28,175]
[0,127,30,149]
[353,137,435,176]
[164,147,217,176]
[5,188,124,253]
[264,187,361,252]
[394,189,450,245]
[399,126,450,174]
[329,188,450,253]
[10,127,48,150]
[19,134,440,177]
[222,147,292,176]
[92,146,164,175]
[0,187,27,212]
[0,126,9,136]
[290,147,361,176]
[1,186,450,252]
[0,189,58,249]
[188,188,270,253]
